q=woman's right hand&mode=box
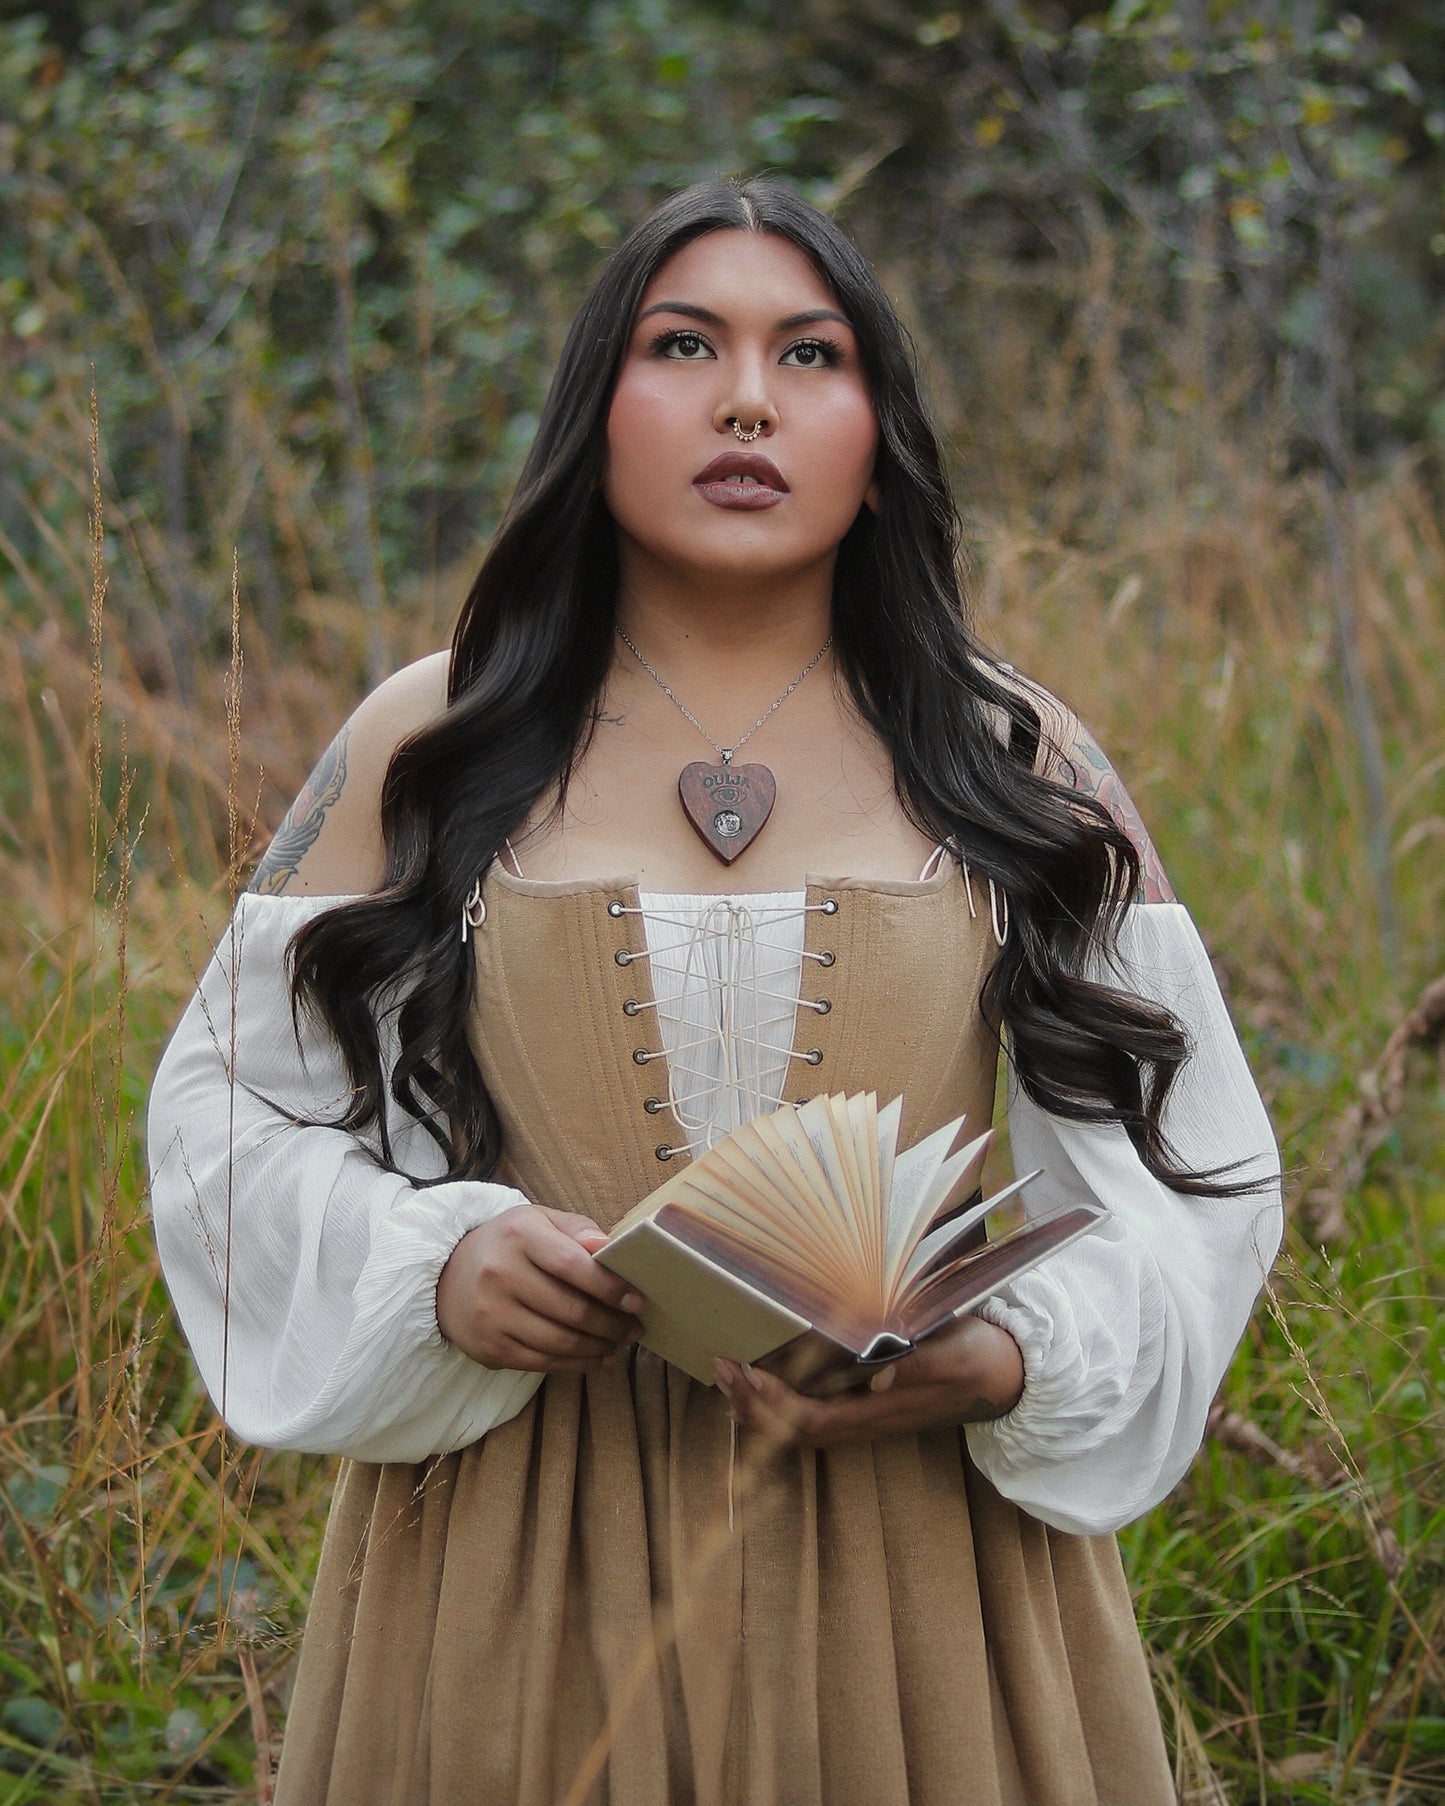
[436,1204,644,1374]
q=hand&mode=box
[712,1314,1025,1450]
[436,1205,644,1374]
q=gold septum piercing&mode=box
[729,418,765,442]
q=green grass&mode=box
[1,423,1442,1802]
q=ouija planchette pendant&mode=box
[616,626,831,866]
[678,755,777,864]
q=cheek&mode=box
[831,395,880,480]
[603,372,678,514]
[803,391,879,509]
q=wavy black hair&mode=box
[290,176,1245,1197]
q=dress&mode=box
[147,861,1284,1806]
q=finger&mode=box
[731,1365,819,1445]
[539,1207,610,1245]
[530,1223,645,1313]
[511,1264,641,1346]
[868,1364,898,1393]
[491,1337,616,1375]
[505,1302,627,1361]
[738,1363,932,1448]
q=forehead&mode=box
[635,229,844,320]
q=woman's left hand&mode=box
[713,1315,1025,1449]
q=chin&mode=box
[620,516,845,582]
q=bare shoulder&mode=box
[987,666,1176,904]
[248,650,451,897]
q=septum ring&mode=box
[729,417,766,442]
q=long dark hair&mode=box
[290,176,1243,1196]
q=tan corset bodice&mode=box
[464,862,1002,1223]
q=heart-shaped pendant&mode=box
[678,761,777,864]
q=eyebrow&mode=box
[636,301,853,332]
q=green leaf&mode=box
[1,1696,65,1748]
[3,1464,69,1526]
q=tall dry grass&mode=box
[1,333,1442,1800]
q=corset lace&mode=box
[618,891,840,1153]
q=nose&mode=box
[713,350,776,440]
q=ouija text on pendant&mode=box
[615,628,832,864]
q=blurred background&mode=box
[1,2,1442,1800]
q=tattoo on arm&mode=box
[248,724,351,895]
[1063,726,1176,904]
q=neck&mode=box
[613,545,835,681]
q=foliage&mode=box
[0,0,827,681]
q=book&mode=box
[595,1092,1103,1397]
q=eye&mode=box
[779,337,842,369]
[652,329,715,361]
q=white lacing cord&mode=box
[459,838,526,942]
[613,897,837,1154]
[939,843,1008,948]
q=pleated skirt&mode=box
[273,1350,1174,1806]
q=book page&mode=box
[709,1118,851,1264]
[900,1203,1105,1340]
[881,1117,975,1288]
[845,1091,885,1299]
[875,1095,903,1221]
[671,1162,858,1295]
[895,1171,1034,1293]
[757,1102,875,1296]
[825,1093,877,1293]
[883,1129,994,1300]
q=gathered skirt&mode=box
[273,1350,1173,1806]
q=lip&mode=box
[692,451,790,511]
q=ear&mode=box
[864,477,881,514]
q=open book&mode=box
[596,1092,1102,1397]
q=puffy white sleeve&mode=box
[965,902,1283,1535]
[147,891,542,1463]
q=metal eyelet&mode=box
[655,1144,676,1161]
[818,950,836,967]
[633,1049,652,1065]
[821,898,839,915]
[607,900,625,918]
[805,1049,823,1066]
[643,1097,664,1114]
[814,998,831,1014]
[622,999,641,1016]
[615,949,632,966]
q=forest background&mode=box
[1,0,1443,1800]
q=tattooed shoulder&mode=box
[248,723,352,895]
[1060,723,1176,905]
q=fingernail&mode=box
[622,1292,644,1313]
[743,1364,764,1392]
[713,1359,733,1397]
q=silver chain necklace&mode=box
[616,628,832,764]
[615,626,833,864]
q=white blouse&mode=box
[147,886,1282,1535]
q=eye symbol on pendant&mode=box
[713,809,744,840]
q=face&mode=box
[603,229,880,589]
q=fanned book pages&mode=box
[596,1093,1103,1397]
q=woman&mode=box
[149,178,1282,1805]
